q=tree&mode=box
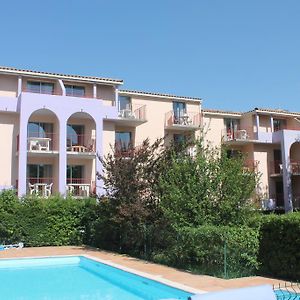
[97,138,169,255]
[159,140,258,229]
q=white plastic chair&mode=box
[44,183,53,198]
[28,183,37,195]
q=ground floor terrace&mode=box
[0,246,288,293]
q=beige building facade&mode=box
[0,66,299,212]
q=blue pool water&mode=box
[0,256,192,300]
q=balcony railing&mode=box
[270,160,300,175]
[165,111,201,128]
[22,87,59,96]
[66,178,91,197]
[27,132,57,152]
[67,134,96,153]
[243,159,259,172]
[118,104,146,121]
[223,127,256,142]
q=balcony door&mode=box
[115,132,132,151]
[119,96,131,111]
[27,164,53,184]
[67,125,84,148]
[28,122,53,138]
[173,102,186,123]
[67,165,84,184]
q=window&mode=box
[173,101,186,120]
[27,164,52,182]
[115,132,132,151]
[174,134,186,145]
[27,81,54,94]
[65,85,85,97]
[67,124,84,147]
[226,149,242,159]
[28,122,53,138]
[273,119,286,132]
[119,96,131,111]
[67,165,84,184]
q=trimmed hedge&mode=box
[152,225,260,278]
[258,213,300,281]
[0,190,97,246]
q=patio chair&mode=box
[44,183,53,198]
[28,182,37,195]
[188,285,276,300]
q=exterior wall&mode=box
[103,121,115,156]
[98,85,115,106]
[259,115,272,133]
[0,113,19,188]
[0,75,18,97]
[131,96,172,145]
[203,115,224,147]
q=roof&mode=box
[245,107,300,117]
[119,89,202,102]
[203,108,242,117]
[0,66,123,85]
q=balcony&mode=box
[165,111,201,131]
[243,159,259,172]
[66,178,93,198]
[67,134,96,157]
[269,160,300,176]
[223,127,257,144]
[27,133,58,155]
[113,104,147,126]
[27,177,53,197]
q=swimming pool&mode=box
[0,256,193,300]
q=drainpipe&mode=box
[58,79,66,96]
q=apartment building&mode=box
[0,67,202,199]
[0,66,299,212]
[203,108,300,212]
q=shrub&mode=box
[0,191,97,246]
[153,225,260,278]
[258,213,300,281]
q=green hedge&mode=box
[0,190,97,246]
[152,225,260,278]
[258,213,300,281]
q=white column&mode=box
[115,86,119,110]
[95,120,103,196]
[17,76,22,97]
[255,113,260,130]
[93,84,97,99]
[58,117,67,196]
[17,112,28,197]
[58,79,66,96]
[270,115,274,132]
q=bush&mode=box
[153,225,260,278]
[0,190,97,246]
[258,213,300,281]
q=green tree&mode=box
[159,140,258,228]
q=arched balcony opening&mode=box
[66,112,96,198]
[26,109,59,197]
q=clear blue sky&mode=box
[0,0,299,112]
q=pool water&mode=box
[0,256,192,300]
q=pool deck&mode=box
[0,246,288,293]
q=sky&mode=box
[0,0,299,112]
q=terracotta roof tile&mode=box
[0,66,123,84]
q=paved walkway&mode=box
[0,246,287,293]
